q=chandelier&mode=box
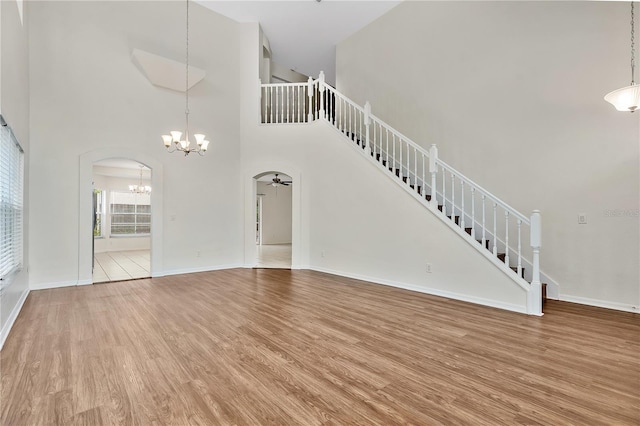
[605,1,640,112]
[129,165,151,194]
[162,0,210,155]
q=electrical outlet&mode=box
[578,213,587,224]
[170,214,177,222]
[196,251,201,258]
[426,263,432,273]
[321,250,326,258]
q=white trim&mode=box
[0,288,29,351]
[30,280,79,291]
[559,294,639,314]
[161,264,244,277]
[310,266,529,315]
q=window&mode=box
[110,191,151,236]
[0,121,24,287]
[93,189,104,237]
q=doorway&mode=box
[92,159,151,283]
[254,172,293,268]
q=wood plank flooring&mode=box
[1,269,639,425]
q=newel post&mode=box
[318,71,325,120]
[364,102,372,155]
[428,144,438,208]
[528,210,542,315]
[307,76,315,122]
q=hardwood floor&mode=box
[1,269,638,425]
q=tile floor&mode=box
[255,244,292,269]
[93,250,150,283]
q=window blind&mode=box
[0,121,24,288]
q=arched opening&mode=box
[79,149,163,285]
[91,159,152,283]
[253,171,293,268]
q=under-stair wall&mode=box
[243,121,530,313]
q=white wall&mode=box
[92,174,151,253]
[28,1,244,288]
[258,181,292,244]
[0,0,30,348]
[336,2,640,311]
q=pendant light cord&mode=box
[185,0,190,140]
[632,1,635,85]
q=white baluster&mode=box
[364,102,371,155]
[286,85,290,122]
[481,194,486,248]
[422,153,426,198]
[298,86,302,122]
[276,86,280,123]
[471,187,475,239]
[359,110,363,146]
[386,128,389,169]
[492,202,497,255]
[460,180,465,229]
[442,168,447,215]
[429,145,438,208]
[414,148,418,194]
[450,172,455,223]
[281,86,285,123]
[393,134,397,176]
[505,211,510,268]
[517,219,522,277]
[319,72,325,119]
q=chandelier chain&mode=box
[632,1,635,84]
[185,0,190,134]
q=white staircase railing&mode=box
[259,72,543,315]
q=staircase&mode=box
[260,72,546,315]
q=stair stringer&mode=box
[301,121,533,314]
[319,119,543,314]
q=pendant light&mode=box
[162,0,210,155]
[605,2,640,112]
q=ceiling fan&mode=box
[270,174,292,187]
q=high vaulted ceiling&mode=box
[198,0,400,84]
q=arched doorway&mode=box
[243,165,303,269]
[78,149,164,285]
[254,172,293,268]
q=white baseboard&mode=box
[0,288,30,351]
[559,294,639,313]
[30,280,80,291]
[310,266,528,315]
[161,264,244,277]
